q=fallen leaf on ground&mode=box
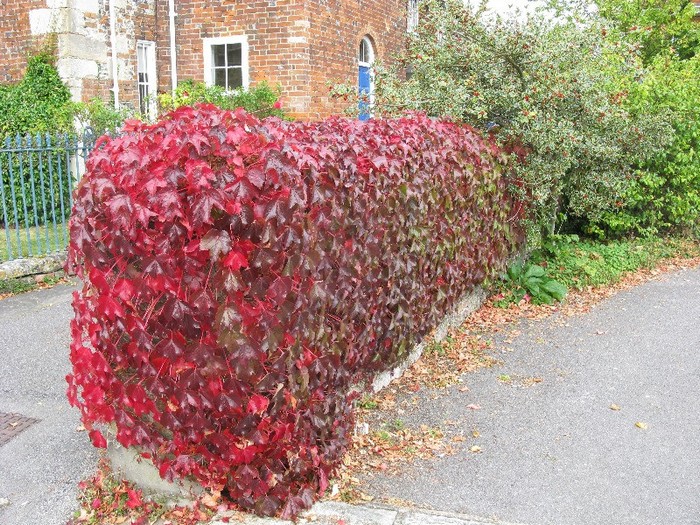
[470,445,482,453]
[200,490,221,509]
[609,404,621,411]
[466,404,481,410]
[635,422,648,430]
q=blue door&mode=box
[358,65,371,121]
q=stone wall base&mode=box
[0,252,66,280]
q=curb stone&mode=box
[209,502,533,525]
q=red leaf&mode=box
[222,250,249,271]
[89,429,107,448]
[191,188,224,227]
[247,394,269,415]
[113,278,135,302]
[248,165,266,189]
[97,295,124,321]
[200,228,232,259]
[126,489,144,509]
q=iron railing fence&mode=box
[0,132,95,261]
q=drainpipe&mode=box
[109,0,120,108]
[168,0,178,94]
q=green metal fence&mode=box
[0,133,95,262]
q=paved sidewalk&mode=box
[363,266,700,525]
[1,265,699,525]
[0,284,98,525]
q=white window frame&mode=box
[136,40,157,118]
[358,36,375,69]
[203,35,249,91]
[407,0,419,33]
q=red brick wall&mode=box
[155,0,312,116]
[155,0,407,119]
[305,0,406,119]
[0,0,49,83]
[1,0,407,119]
[115,0,158,110]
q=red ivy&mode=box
[66,105,520,519]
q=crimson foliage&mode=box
[66,105,518,518]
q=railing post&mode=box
[0,151,11,261]
[36,134,50,253]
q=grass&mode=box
[0,273,66,297]
[533,235,700,290]
[0,222,69,261]
[493,235,700,307]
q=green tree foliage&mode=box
[352,0,671,246]
[595,56,700,237]
[590,0,700,237]
[0,53,74,136]
[594,0,700,63]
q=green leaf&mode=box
[507,263,523,281]
[541,280,568,301]
[524,264,546,279]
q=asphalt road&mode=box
[365,266,700,525]
[0,283,98,525]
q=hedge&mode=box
[66,105,519,518]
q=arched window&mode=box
[358,36,375,121]
[359,37,374,66]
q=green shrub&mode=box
[336,0,671,248]
[158,80,286,118]
[588,1,700,237]
[0,54,80,231]
[595,57,700,237]
[74,98,136,136]
[0,53,74,136]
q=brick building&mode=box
[0,0,413,120]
